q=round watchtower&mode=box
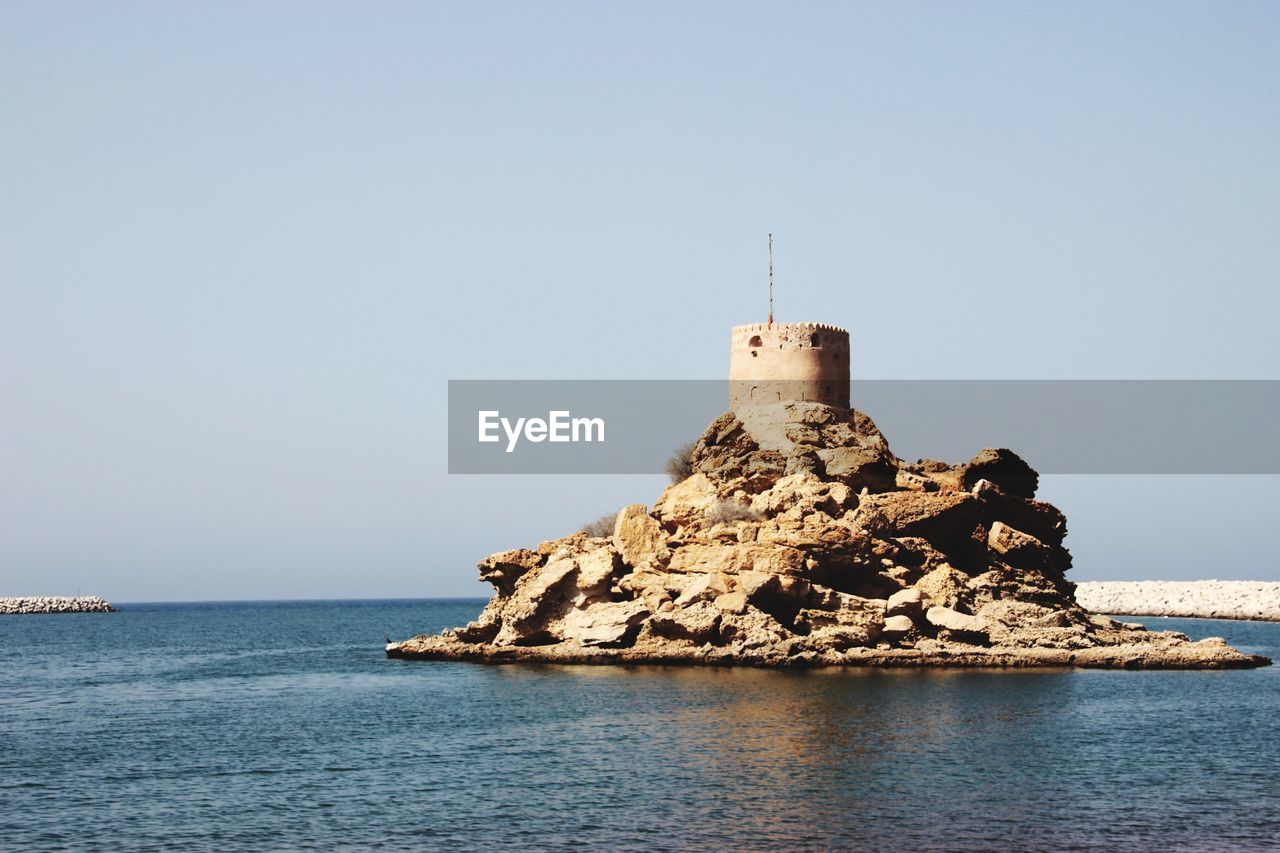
[729,322,850,411]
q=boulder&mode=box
[649,600,722,643]
[794,589,886,644]
[576,546,620,593]
[962,448,1038,499]
[653,473,720,528]
[748,472,854,518]
[719,607,790,649]
[858,491,981,553]
[666,542,807,577]
[690,413,759,478]
[886,587,927,616]
[672,573,723,607]
[714,591,749,614]
[616,567,679,613]
[816,445,897,491]
[925,606,989,636]
[883,614,915,634]
[895,469,941,492]
[562,600,649,646]
[737,570,780,598]
[914,565,970,609]
[972,479,1068,547]
[477,548,543,596]
[491,556,580,645]
[901,458,965,491]
[613,504,667,568]
[987,522,1053,569]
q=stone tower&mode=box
[729,322,850,411]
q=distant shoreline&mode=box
[1076,581,1280,623]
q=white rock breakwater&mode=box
[1,596,117,615]
[1076,581,1280,622]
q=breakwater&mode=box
[1,596,117,614]
[1076,581,1280,622]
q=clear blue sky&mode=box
[2,1,1277,600]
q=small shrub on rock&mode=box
[582,510,620,538]
[665,441,698,484]
[705,499,761,525]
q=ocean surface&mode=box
[2,600,1278,851]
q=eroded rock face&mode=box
[392,403,1269,670]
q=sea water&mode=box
[2,600,1278,850]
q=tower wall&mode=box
[729,322,850,411]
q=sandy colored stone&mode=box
[575,546,619,593]
[653,473,719,527]
[914,565,969,609]
[987,521,1051,568]
[389,401,1270,671]
[886,588,926,616]
[650,600,721,643]
[883,614,915,634]
[671,573,716,607]
[477,548,543,596]
[613,504,667,569]
[926,606,988,634]
[562,600,649,647]
[714,591,748,614]
[666,542,806,577]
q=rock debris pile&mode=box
[390,403,1268,669]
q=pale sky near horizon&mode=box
[2,1,1278,600]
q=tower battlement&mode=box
[731,321,847,336]
[729,322,851,410]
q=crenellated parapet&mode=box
[732,321,848,334]
[729,321,851,410]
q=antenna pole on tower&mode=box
[767,233,774,327]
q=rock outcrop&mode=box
[390,403,1269,669]
[1,596,117,615]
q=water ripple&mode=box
[1,602,1277,850]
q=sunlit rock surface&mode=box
[391,403,1269,670]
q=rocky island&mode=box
[390,321,1269,670]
